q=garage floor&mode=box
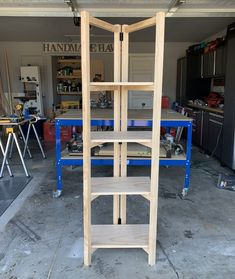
[0,144,235,279]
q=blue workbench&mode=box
[54,109,192,197]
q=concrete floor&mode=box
[0,143,235,278]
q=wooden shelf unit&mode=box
[57,75,81,79]
[91,224,149,249]
[90,131,152,142]
[57,59,81,63]
[81,11,165,266]
[57,91,82,95]
[55,56,82,106]
[91,176,150,197]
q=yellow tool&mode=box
[6,127,13,134]
[15,103,24,118]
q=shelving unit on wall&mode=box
[81,11,165,266]
[52,56,82,109]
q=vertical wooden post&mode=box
[81,10,91,266]
[148,12,165,265]
[120,25,129,224]
[4,50,13,114]
[113,24,121,224]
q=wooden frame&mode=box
[81,11,165,266]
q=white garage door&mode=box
[129,54,154,109]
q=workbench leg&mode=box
[19,125,32,158]
[182,122,192,197]
[13,132,29,177]
[23,123,31,158]
[53,120,62,198]
[32,123,46,159]
[0,135,13,178]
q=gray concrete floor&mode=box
[0,142,235,278]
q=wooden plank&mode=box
[91,224,149,248]
[96,143,151,157]
[148,12,165,266]
[90,131,152,143]
[90,142,103,148]
[124,17,156,33]
[81,10,91,267]
[91,177,150,196]
[61,153,186,161]
[113,24,121,225]
[55,108,192,122]
[4,50,13,114]
[90,81,153,86]
[89,16,118,32]
[57,59,81,63]
[122,85,154,91]
[0,71,11,115]
[120,25,129,225]
[90,84,120,91]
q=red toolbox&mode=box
[43,121,72,142]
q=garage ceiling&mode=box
[0,1,234,42]
[0,0,235,17]
[0,16,234,42]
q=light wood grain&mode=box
[124,17,156,33]
[113,24,121,224]
[81,10,91,266]
[91,224,149,248]
[90,131,152,143]
[148,12,165,266]
[120,25,129,225]
[89,16,118,32]
[91,176,150,196]
[56,108,192,121]
[90,81,154,91]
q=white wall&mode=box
[0,41,192,116]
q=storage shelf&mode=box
[57,75,81,79]
[91,224,149,248]
[91,176,150,196]
[90,131,152,144]
[57,91,82,95]
[57,59,81,63]
[90,82,154,91]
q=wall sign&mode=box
[43,42,113,53]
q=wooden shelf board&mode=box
[57,92,82,95]
[61,148,186,161]
[57,59,81,63]
[90,131,152,143]
[57,75,81,79]
[55,108,192,122]
[91,224,149,248]
[90,82,153,86]
[90,82,154,91]
[91,176,150,196]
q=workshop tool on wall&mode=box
[23,115,46,159]
[17,66,44,116]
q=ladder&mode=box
[81,11,165,266]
